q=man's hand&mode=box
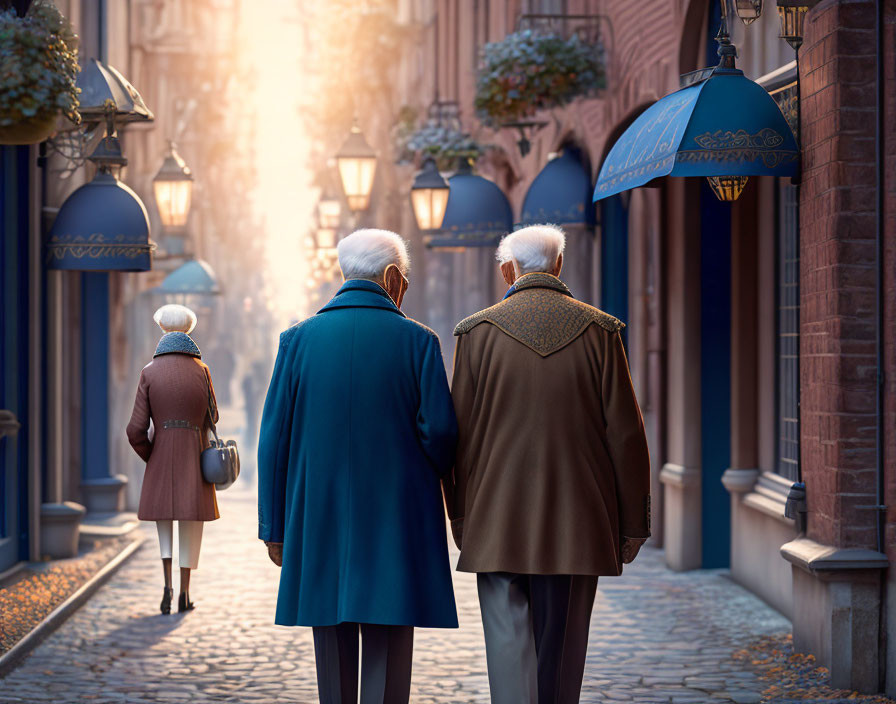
[265,541,283,567]
[621,537,647,564]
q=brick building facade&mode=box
[356,0,896,693]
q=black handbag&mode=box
[200,373,240,490]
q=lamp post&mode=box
[410,156,450,231]
[153,142,194,229]
[776,1,810,50]
[335,123,377,213]
[734,0,763,24]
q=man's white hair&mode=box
[496,224,566,274]
[153,304,197,334]
[337,229,410,280]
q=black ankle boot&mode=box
[160,587,173,615]
[178,592,195,613]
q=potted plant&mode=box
[474,30,605,128]
[0,0,80,145]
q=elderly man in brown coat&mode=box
[445,224,651,704]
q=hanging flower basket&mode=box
[403,124,485,171]
[0,0,81,145]
[474,30,605,127]
[394,108,486,172]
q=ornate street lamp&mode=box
[335,123,377,212]
[707,175,750,202]
[410,156,450,231]
[153,142,194,229]
[777,1,810,51]
[318,198,342,230]
[316,227,338,256]
[734,0,763,24]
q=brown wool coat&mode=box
[444,273,650,577]
[127,352,220,522]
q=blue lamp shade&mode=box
[426,162,513,249]
[521,147,595,227]
[47,171,153,271]
[593,66,799,201]
[158,258,220,295]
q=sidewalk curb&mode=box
[0,534,144,678]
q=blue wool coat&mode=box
[257,280,459,628]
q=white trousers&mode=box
[156,520,204,569]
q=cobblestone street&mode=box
[0,485,800,703]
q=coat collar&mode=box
[503,272,573,300]
[154,331,201,358]
[318,279,407,317]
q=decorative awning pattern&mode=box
[593,66,799,201]
[521,147,595,227]
[47,171,153,271]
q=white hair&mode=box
[337,229,410,280]
[153,304,197,334]
[496,224,566,274]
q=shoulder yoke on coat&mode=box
[453,273,624,357]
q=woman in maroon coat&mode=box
[127,304,220,614]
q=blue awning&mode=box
[157,259,220,295]
[427,161,513,248]
[593,66,799,201]
[47,171,153,271]
[521,147,595,227]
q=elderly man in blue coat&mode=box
[257,229,458,704]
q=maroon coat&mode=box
[126,334,220,522]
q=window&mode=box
[775,180,800,479]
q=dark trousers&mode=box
[311,622,414,704]
[477,573,598,704]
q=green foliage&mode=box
[0,0,80,127]
[474,30,605,127]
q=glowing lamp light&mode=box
[734,0,763,24]
[318,199,342,229]
[317,228,338,252]
[410,156,450,231]
[707,175,749,201]
[153,142,194,229]
[336,124,377,212]
[777,1,809,51]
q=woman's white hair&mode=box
[337,229,410,280]
[496,224,566,274]
[153,304,197,334]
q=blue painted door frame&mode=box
[0,146,32,571]
[699,180,732,568]
[81,272,110,483]
[600,193,629,328]
[698,0,732,569]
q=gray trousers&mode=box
[311,622,414,704]
[477,573,598,704]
